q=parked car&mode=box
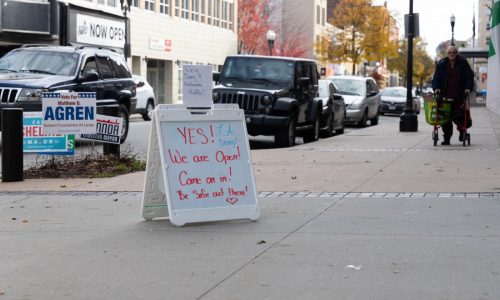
[328,76,380,127]
[132,75,155,121]
[379,86,421,115]
[0,45,136,143]
[213,55,323,147]
[317,79,346,136]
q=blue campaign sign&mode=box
[23,112,74,155]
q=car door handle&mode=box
[97,85,104,89]
[115,83,123,88]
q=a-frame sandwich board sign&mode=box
[141,104,260,226]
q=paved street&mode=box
[1,106,500,299]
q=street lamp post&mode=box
[266,29,276,56]
[120,0,132,62]
[450,14,456,46]
[400,0,418,132]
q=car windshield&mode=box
[381,88,406,97]
[318,81,330,98]
[221,57,294,87]
[330,78,364,96]
[0,50,79,76]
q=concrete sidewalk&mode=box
[1,191,499,300]
[2,106,499,193]
[1,107,500,299]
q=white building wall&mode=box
[281,0,328,60]
[130,7,237,103]
[130,9,236,65]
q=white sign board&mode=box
[76,14,125,48]
[80,114,123,144]
[182,65,213,108]
[42,92,96,135]
[141,104,260,226]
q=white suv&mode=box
[132,75,155,121]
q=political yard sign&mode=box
[81,115,123,144]
[42,92,96,135]
[23,112,75,155]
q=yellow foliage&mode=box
[319,0,398,74]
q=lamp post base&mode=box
[399,111,418,132]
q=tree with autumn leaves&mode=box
[238,0,308,57]
[387,38,434,90]
[238,0,270,54]
[317,0,397,75]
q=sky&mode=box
[373,0,479,56]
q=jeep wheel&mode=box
[275,114,297,147]
[119,104,129,144]
[303,114,320,143]
[142,100,154,121]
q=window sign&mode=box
[76,14,125,48]
[182,65,213,108]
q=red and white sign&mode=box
[149,37,172,52]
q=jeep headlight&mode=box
[17,88,47,102]
[213,91,221,102]
[260,94,272,106]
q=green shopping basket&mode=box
[423,94,451,125]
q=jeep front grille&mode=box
[220,93,259,111]
[0,88,20,103]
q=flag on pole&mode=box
[487,0,500,116]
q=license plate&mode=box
[389,105,396,110]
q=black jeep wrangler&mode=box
[213,55,322,147]
[0,45,136,143]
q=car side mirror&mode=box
[213,72,220,83]
[80,71,99,83]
